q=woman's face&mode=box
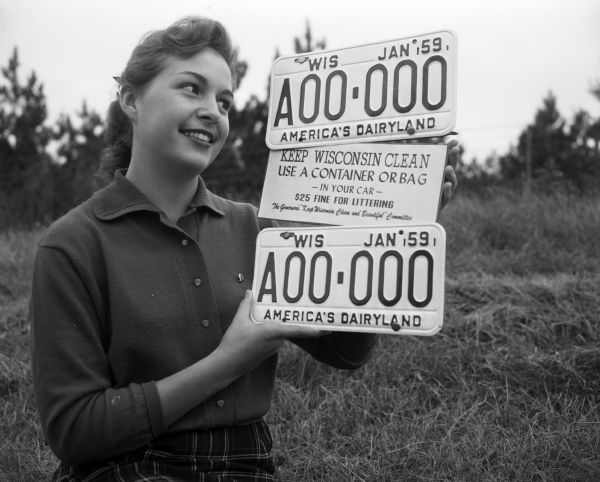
[131,48,233,175]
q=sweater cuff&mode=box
[330,333,377,369]
[141,381,167,437]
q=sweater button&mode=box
[201,319,210,328]
[181,239,189,247]
[193,278,202,287]
[216,399,225,408]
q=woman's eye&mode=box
[182,83,200,95]
[219,98,232,112]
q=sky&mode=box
[1,0,599,161]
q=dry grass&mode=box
[442,189,600,275]
[0,229,56,481]
[2,190,600,480]
[270,268,600,481]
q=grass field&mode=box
[1,189,599,481]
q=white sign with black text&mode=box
[258,142,448,225]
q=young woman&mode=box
[31,16,457,481]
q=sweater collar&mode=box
[93,169,225,221]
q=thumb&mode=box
[235,290,253,317]
[441,182,452,210]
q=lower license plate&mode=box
[251,224,446,335]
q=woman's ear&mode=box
[119,87,138,122]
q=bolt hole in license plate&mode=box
[251,224,445,335]
[266,30,457,149]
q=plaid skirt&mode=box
[52,421,275,482]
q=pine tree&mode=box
[498,90,600,194]
[0,47,52,226]
[587,80,600,157]
[50,101,105,215]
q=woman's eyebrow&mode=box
[179,71,233,98]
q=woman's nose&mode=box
[195,98,219,122]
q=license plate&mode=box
[266,30,457,149]
[251,224,446,335]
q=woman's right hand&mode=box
[217,290,327,374]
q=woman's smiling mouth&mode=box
[180,128,216,144]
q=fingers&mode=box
[440,164,458,209]
[441,182,453,209]
[445,138,459,151]
[244,290,328,338]
[441,132,460,170]
[274,324,330,339]
[444,165,457,192]
[446,145,459,170]
[256,314,330,338]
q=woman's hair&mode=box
[97,16,238,182]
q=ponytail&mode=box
[97,99,133,182]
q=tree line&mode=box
[1,26,599,229]
[460,87,600,195]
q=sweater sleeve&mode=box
[30,245,167,466]
[291,332,377,370]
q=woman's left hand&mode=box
[394,134,459,210]
[440,138,459,210]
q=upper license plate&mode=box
[251,224,446,336]
[266,30,457,149]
